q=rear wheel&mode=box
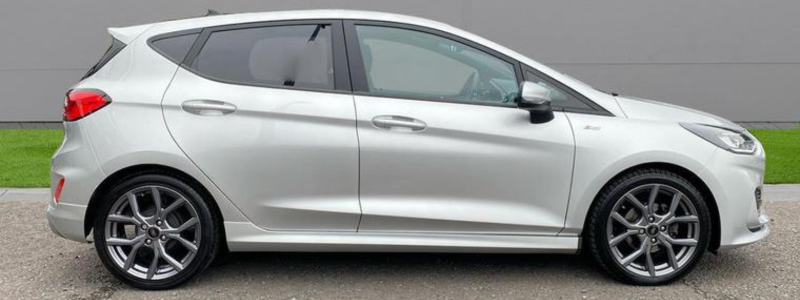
[93,174,219,290]
[587,169,711,285]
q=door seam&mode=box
[159,67,254,226]
[341,19,365,232]
[556,112,579,236]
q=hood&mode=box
[615,95,744,132]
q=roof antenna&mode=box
[206,9,223,16]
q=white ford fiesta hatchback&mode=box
[48,10,769,289]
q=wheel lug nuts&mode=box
[156,220,162,226]
[160,235,167,241]
[145,239,152,245]
[648,217,655,222]
[651,238,657,243]
[638,229,645,234]
[140,224,147,230]
[660,226,667,231]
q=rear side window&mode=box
[150,33,199,64]
[82,39,126,80]
[190,24,334,90]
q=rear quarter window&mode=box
[149,33,200,64]
[82,38,126,80]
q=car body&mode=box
[47,10,769,288]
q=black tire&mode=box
[586,168,711,285]
[93,173,220,290]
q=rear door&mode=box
[161,20,362,231]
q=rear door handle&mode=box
[181,100,237,116]
[372,115,427,132]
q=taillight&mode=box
[64,89,111,121]
[54,178,65,204]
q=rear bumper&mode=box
[46,202,89,242]
[48,121,105,243]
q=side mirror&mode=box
[518,81,554,123]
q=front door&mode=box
[345,22,576,235]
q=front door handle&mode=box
[181,100,237,116]
[372,115,427,132]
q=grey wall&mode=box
[2,0,798,122]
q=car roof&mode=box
[110,10,458,45]
[157,10,453,34]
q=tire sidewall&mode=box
[591,171,711,285]
[93,174,218,290]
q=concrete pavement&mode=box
[0,188,49,203]
[762,184,800,202]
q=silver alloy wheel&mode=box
[606,184,700,278]
[104,185,201,280]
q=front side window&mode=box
[191,24,334,90]
[355,25,519,104]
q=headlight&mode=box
[680,123,757,154]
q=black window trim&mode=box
[147,28,202,65]
[343,19,524,109]
[82,38,126,80]
[177,19,352,94]
[521,65,612,116]
[147,18,614,115]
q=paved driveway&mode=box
[0,188,797,299]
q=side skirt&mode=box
[224,222,579,254]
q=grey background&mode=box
[2,0,798,122]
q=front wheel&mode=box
[93,174,220,290]
[587,169,711,285]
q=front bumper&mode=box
[751,207,770,232]
[700,145,770,250]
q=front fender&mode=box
[561,113,718,235]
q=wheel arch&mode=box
[582,162,722,251]
[83,164,227,249]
